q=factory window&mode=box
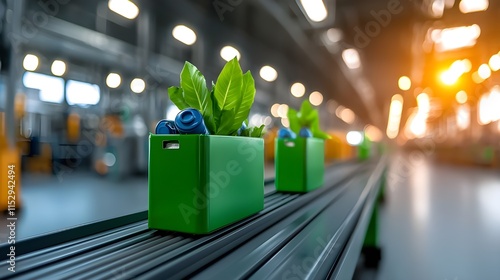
[66,80,101,106]
[22,72,65,103]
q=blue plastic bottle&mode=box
[175,108,209,134]
[299,128,313,138]
[237,122,247,136]
[278,128,296,139]
[155,120,178,135]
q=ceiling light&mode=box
[51,60,66,76]
[326,28,343,43]
[130,78,145,93]
[277,104,289,118]
[309,91,323,106]
[459,0,488,14]
[291,83,305,98]
[387,94,404,139]
[432,25,481,52]
[398,76,411,91]
[172,25,197,46]
[346,131,363,146]
[23,54,39,71]
[108,0,139,20]
[299,0,328,22]
[220,46,241,61]
[455,90,468,104]
[259,65,278,82]
[106,73,121,89]
[478,64,491,80]
[489,54,500,71]
[271,103,280,117]
[342,49,361,69]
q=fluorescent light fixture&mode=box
[271,103,280,117]
[459,0,488,14]
[106,73,121,88]
[456,90,468,104]
[309,91,323,106]
[417,93,430,115]
[22,72,64,103]
[489,54,500,71]
[130,78,146,93]
[277,104,289,118]
[326,28,343,43]
[342,49,361,69]
[432,25,481,52]
[23,54,39,71]
[431,0,445,17]
[478,64,491,80]
[456,104,470,130]
[340,108,355,124]
[346,131,363,146]
[108,0,139,19]
[408,110,427,138]
[172,25,197,46]
[66,80,101,106]
[291,82,305,98]
[387,94,404,139]
[220,46,241,61]
[299,0,328,22]
[478,94,492,125]
[281,118,290,128]
[259,65,278,82]
[365,125,383,142]
[51,60,66,76]
[489,86,500,122]
[398,76,411,91]
[471,71,484,84]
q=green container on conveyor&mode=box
[148,134,264,234]
[275,137,325,192]
[358,134,371,160]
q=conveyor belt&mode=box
[0,159,385,280]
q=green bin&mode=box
[148,134,264,234]
[275,138,325,192]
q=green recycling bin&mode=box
[148,134,264,234]
[275,137,325,192]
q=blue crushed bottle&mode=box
[299,127,313,138]
[155,120,178,135]
[278,128,296,139]
[237,122,247,136]
[175,108,209,135]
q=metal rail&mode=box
[0,159,384,280]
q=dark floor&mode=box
[358,154,500,280]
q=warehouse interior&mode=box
[0,0,499,279]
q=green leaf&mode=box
[231,71,256,132]
[168,86,189,110]
[240,125,265,138]
[203,89,217,134]
[180,62,209,111]
[214,58,243,112]
[287,108,300,134]
[252,125,266,137]
[288,99,331,139]
[216,109,236,135]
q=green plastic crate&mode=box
[148,134,264,234]
[275,138,325,192]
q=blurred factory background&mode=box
[0,0,499,279]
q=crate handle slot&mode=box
[163,140,180,150]
[285,141,295,147]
